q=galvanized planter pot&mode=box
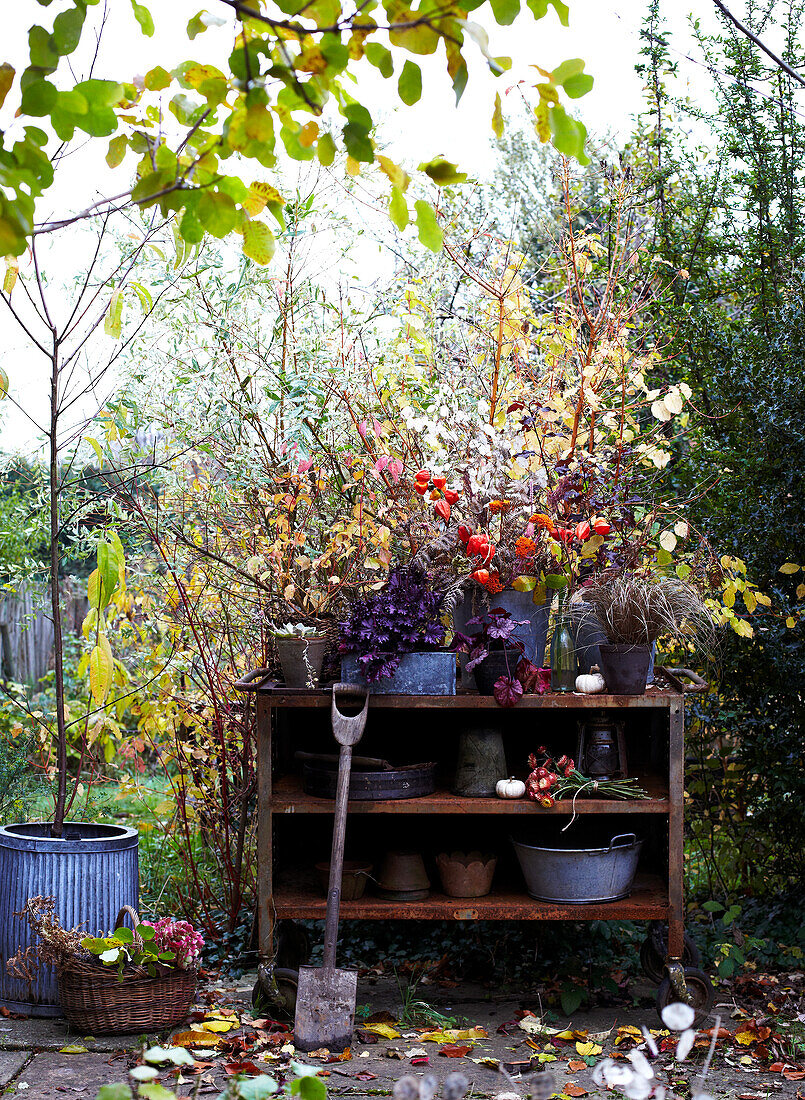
[341,650,456,695]
[0,822,139,1016]
[571,608,657,683]
[453,588,550,665]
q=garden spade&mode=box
[294,682,369,1052]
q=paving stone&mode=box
[0,1015,156,1053]
[0,1051,29,1087]
[13,1052,131,1099]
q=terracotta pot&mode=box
[376,850,430,900]
[314,860,372,901]
[436,851,497,898]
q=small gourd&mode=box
[575,665,606,694]
[496,777,526,799]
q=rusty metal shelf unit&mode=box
[236,674,688,978]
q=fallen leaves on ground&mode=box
[567,1060,587,1071]
[58,1045,89,1054]
[735,1022,772,1046]
[419,1026,487,1043]
[224,1060,262,1076]
[563,1085,589,1097]
[575,1041,603,1057]
[360,1022,400,1040]
[440,1044,472,1058]
[171,1031,221,1048]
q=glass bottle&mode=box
[550,590,576,693]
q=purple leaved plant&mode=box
[339,565,449,683]
[451,607,529,706]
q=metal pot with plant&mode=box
[452,608,527,703]
[270,623,329,689]
[577,572,715,695]
[338,564,456,695]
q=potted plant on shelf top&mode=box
[269,622,329,689]
[578,572,716,694]
[412,465,555,665]
[338,563,456,694]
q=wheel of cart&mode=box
[252,965,300,1018]
[250,920,309,1016]
[656,962,715,1027]
[640,920,700,982]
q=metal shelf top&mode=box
[239,678,683,710]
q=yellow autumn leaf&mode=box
[361,1023,400,1040]
[779,562,800,574]
[171,1030,221,1047]
[575,1040,602,1056]
[89,635,113,704]
[200,1012,239,1033]
[735,1029,757,1046]
[786,616,796,628]
[417,1026,485,1043]
[615,1025,642,1044]
[796,583,805,599]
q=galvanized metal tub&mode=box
[0,822,139,1016]
[454,588,550,665]
[512,832,642,903]
[341,651,456,695]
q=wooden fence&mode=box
[0,579,88,687]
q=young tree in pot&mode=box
[0,211,178,1011]
[578,573,715,695]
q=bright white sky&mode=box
[0,0,760,452]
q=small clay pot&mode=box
[314,860,372,901]
[436,851,497,898]
[376,849,430,900]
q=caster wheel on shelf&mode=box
[252,966,299,1019]
[640,925,701,984]
[656,966,714,1027]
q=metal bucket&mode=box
[0,822,139,1016]
[454,588,550,664]
[341,651,456,695]
[512,832,642,903]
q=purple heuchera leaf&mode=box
[338,564,448,682]
[493,675,524,707]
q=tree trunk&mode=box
[50,343,67,838]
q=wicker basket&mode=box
[57,907,198,1033]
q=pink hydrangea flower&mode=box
[141,917,204,969]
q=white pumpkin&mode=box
[576,667,606,694]
[496,777,526,799]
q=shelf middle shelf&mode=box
[271,773,670,815]
[273,874,670,921]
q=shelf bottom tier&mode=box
[273,874,669,921]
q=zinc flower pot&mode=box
[454,587,550,665]
[597,644,652,695]
[571,608,656,684]
[472,646,522,695]
[276,636,328,688]
[341,650,456,695]
[0,822,139,1016]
